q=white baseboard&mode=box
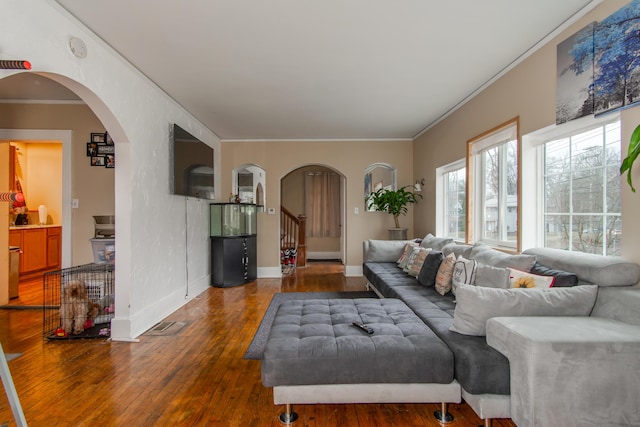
[307,251,341,260]
[258,266,282,278]
[345,265,363,277]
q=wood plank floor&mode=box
[0,263,517,426]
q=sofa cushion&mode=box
[364,239,413,263]
[470,243,536,272]
[420,233,454,251]
[523,247,640,287]
[450,284,599,336]
[530,262,578,287]
[441,242,473,259]
[417,250,444,287]
[435,253,456,295]
[475,263,510,289]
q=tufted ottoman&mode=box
[261,298,460,424]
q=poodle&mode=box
[60,279,92,335]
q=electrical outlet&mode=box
[354,207,359,214]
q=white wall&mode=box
[1,0,221,340]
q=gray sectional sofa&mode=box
[362,237,640,427]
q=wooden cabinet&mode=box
[47,227,62,268]
[9,226,61,275]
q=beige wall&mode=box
[413,0,640,263]
[221,139,414,270]
[11,142,62,225]
[0,103,114,265]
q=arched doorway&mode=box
[281,164,346,271]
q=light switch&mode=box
[354,207,359,214]
[72,199,79,208]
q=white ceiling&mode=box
[1,0,599,140]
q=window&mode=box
[468,118,519,249]
[542,121,621,255]
[436,159,466,240]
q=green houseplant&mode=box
[366,185,422,239]
[621,124,640,192]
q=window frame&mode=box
[467,117,520,251]
[521,114,621,254]
[436,158,466,240]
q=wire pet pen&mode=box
[43,263,115,340]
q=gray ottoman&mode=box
[261,298,460,423]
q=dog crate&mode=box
[43,263,115,340]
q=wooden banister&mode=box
[281,206,307,269]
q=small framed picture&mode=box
[105,154,115,168]
[97,144,114,155]
[105,132,113,145]
[91,156,106,166]
[91,132,105,143]
[87,142,98,157]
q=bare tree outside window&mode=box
[543,122,621,255]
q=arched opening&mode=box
[281,164,346,274]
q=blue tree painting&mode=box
[593,0,640,115]
[557,23,595,124]
[558,0,640,122]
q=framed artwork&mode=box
[105,132,113,145]
[91,132,105,143]
[97,144,114,155]
[105,154,115,168]
[87,142,98,157]
[91,156,106,167]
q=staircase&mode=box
[281,206,306,274]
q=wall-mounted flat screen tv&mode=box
[171,124,215,199]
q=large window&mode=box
[436,159,466,240]
[543,121,621,255]
[469,118,519,249]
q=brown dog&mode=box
[60,280,90,334]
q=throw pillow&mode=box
[530,262,578,287]
[450,255,477,296]
[508,268,554,288]
[417,250,444,287]
[397,242,419,268]
[449,284,598,336]
[434,253,457,295]
[405,247,431,277]
[474,263,510,289]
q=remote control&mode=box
[352,321,374,335]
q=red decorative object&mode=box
[55,328,67,337]
[0,60,31,70]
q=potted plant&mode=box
[621,124,640,192]
[366,185,422,240]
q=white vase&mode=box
[38,204,47,225]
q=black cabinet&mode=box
[209,203,258,287]
[211,235,257,287]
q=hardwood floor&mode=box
[0,264,517,426]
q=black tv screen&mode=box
[171,124,215,199]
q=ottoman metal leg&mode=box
[278,403,298,425]
[434,402,454,424]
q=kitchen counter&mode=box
[9,224,61,230]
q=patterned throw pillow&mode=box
[451,255,478,295]
[406,247,431,277]
[508,268,554,288]
[435,253,457,295]
[397,242,419,268]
